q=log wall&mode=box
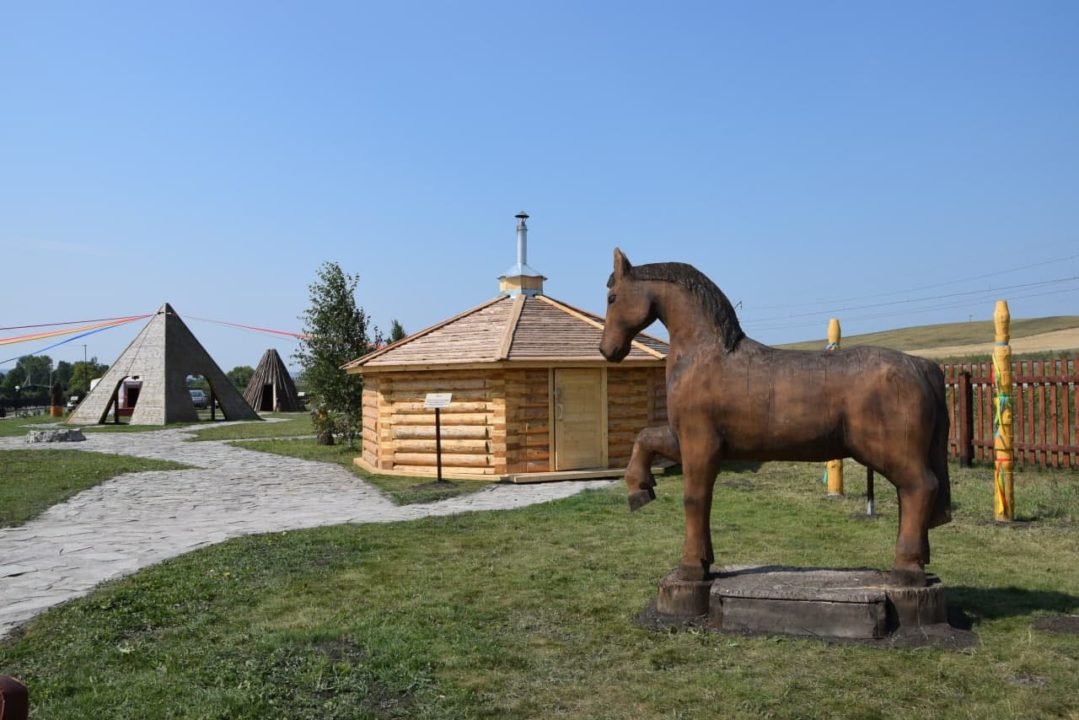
[363,363,667,478]
[607,367,667,469]
[504,369,551,474]
[361,377,380,468]
[368,370,506,476]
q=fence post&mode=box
[825,318,844,496]
[0,676,29,720]
[958,370,973,467]
[993,300,1014,521]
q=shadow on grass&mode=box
[948,585,1079,625]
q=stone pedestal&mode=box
[655,565,948,641]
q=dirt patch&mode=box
[1007,672,1049,688]
[314,637,368,664]
[1033,614,1079,635]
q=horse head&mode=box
[600,248,655,362]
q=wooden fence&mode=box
[943,358,1079,469]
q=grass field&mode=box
[0,450,188,527]
[189,413,313,442]
[2,460,1076,719]
[779,315,1079,352]
[0,411,310,439]
[239,437,491,505]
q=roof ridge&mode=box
[342,295,510,370]
[496,294,527,360]
[535,295,667,359]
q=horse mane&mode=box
[611,262,745,352]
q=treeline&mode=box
[0,356,267,410]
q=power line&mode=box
[745,284,1079,334]
[748,252,1079,311]
[0,315,146,332]
[742,275,1079,325]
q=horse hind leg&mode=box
[890,463,939,586]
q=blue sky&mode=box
[2,1,1077,372]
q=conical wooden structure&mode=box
[243,348,302,412]
[67,303,261,425]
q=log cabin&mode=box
[343,213,669,482]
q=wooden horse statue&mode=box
[599,249,951,586]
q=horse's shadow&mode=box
[946,585,1079,629]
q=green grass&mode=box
[779,315,1079,352]
[2,460,1077,718]
[0,414,57,437]
[0,411,311,437]
[0,450,189,527]
[239,437,491,505]
[0,413,242,436]
[189,412,314,442]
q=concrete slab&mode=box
[649,565,950,641]
[710,566,946,640]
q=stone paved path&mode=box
[0,427,612,639]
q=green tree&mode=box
[294,262,380,446]
[227,365,255,390]
[389,319,406,343]
[67,358,110,397]
[2,356,54,405]
[55,361,74,390]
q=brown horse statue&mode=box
[599,249,951,586]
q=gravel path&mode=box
[0,427,612,639]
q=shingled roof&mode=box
[343,294,667,371]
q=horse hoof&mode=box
[888,568,927,587]
[628,488,656,511]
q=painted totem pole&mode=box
[993,300,1014,521]
[825,318,844,496]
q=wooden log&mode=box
[395,439,490,453]
[394,426,488,440]
[0,676,29,720]
[389,401,492,414]
[393,453,490,468]
[388,387,493,401]
[390,413,491,426]
[389,377,490,392]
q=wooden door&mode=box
[554,369,604,470]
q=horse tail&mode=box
[925,362,953,528]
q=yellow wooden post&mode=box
[825,318,844,496]
[993,300,1015,521]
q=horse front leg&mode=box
[679,434,722,581]
[626,425,681,511]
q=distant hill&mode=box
[777,316,1079,358]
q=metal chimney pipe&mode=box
[515,211,529,266]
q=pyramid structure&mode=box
[67,303,261,425]
[243,348,303,412]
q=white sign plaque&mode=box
[424,392,453,409]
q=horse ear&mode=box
[613,248,632,279]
